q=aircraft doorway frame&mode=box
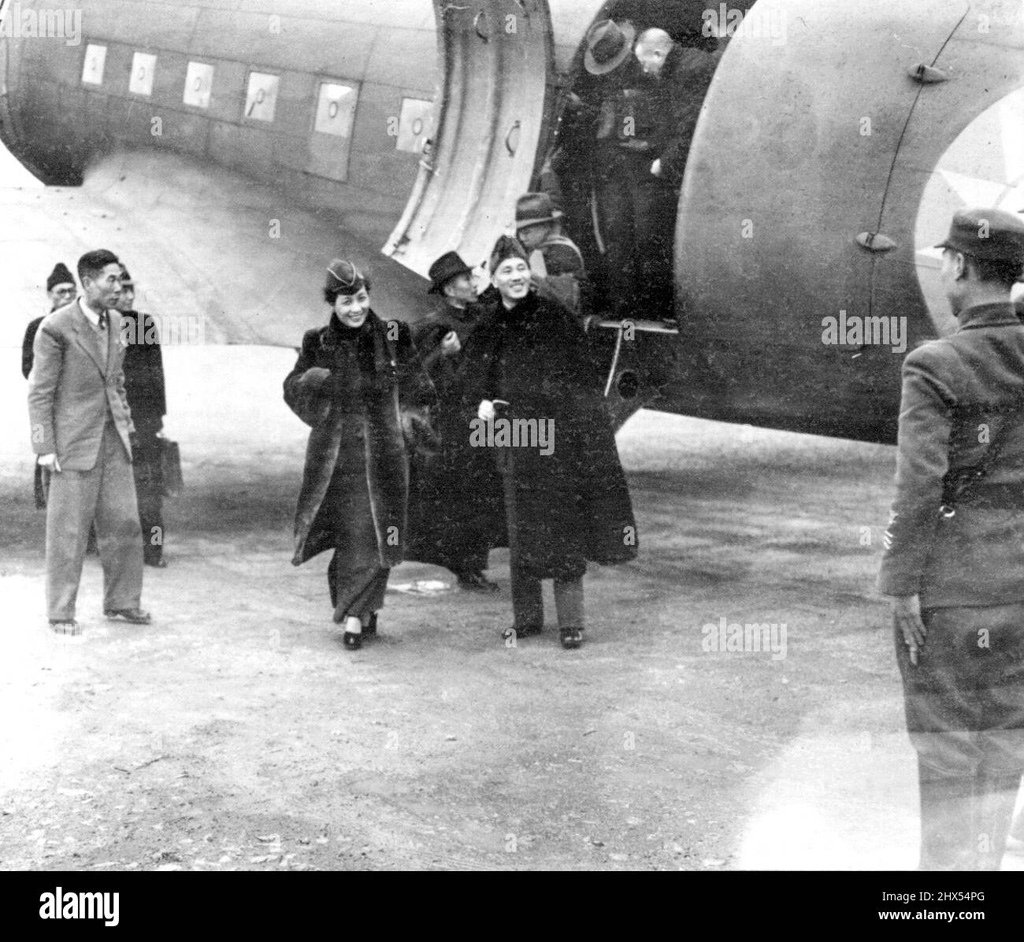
[383,0,554,277]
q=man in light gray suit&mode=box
[28,249,151,634]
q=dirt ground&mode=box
[2,346,1022,872]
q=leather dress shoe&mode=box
[559,626,584,649]
[144,557,167,568]
[105,608,152,625]
[457,572,500,593]
[343,631,363,650]
[50,620,81,636]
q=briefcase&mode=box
[160,439,184,498]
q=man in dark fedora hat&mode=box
[588,23,716,319]
[407,251,504,592]
[880,207,1024,870]
[545,19,639,308]
[515,191,591,318]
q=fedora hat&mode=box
[515,192,564,230]
[427,251,474,295]
[584,19,636,75]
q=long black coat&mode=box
[461,290,638,579]
[284,310,434,568]
[406,300,507,570]
[120,310,167,438]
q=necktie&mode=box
[98,311,107,330]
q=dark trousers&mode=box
[511,568,584,631]
[896,603,1024,870]
[595,150,677,319]
[45,422,144,621]
[498,446,585,631]
[133,435,164,563]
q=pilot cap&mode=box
[489,235,529,275]
[325,258,370,295]
[46,262,74,292]
[935,207,1024,268]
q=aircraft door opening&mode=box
[384,0,553,277]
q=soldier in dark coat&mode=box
[23,263,78,510]
[116,266,168,567]
[284,259,435,650]
[464,237,638,649]
[406,252,505,591]
[879,207,1024,870]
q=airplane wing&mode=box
[0,148,432,354]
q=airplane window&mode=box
[183,62,214,109]
[245,72,280,123]
[129,53,157,97]
[81,44,106,86]
[395,98,433,154]
[315,82,358,138]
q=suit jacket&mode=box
[878,301,1024,607]
[27,300,135,471]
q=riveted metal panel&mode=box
[882,4,1024,339]
[675,0,970,440]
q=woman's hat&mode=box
[489,235,530,275]
[326,258,369,295]
[427,251,474,294]
[584,19,636,76]
[46,262,75,292]
[515,192,564,230]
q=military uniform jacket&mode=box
[878,301,1024,607]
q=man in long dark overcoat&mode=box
[406,252,505,592]
[116,266,168,567]
[879,207,1024,870]
[463,237,638,648]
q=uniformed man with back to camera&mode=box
[879,207,1024,871]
